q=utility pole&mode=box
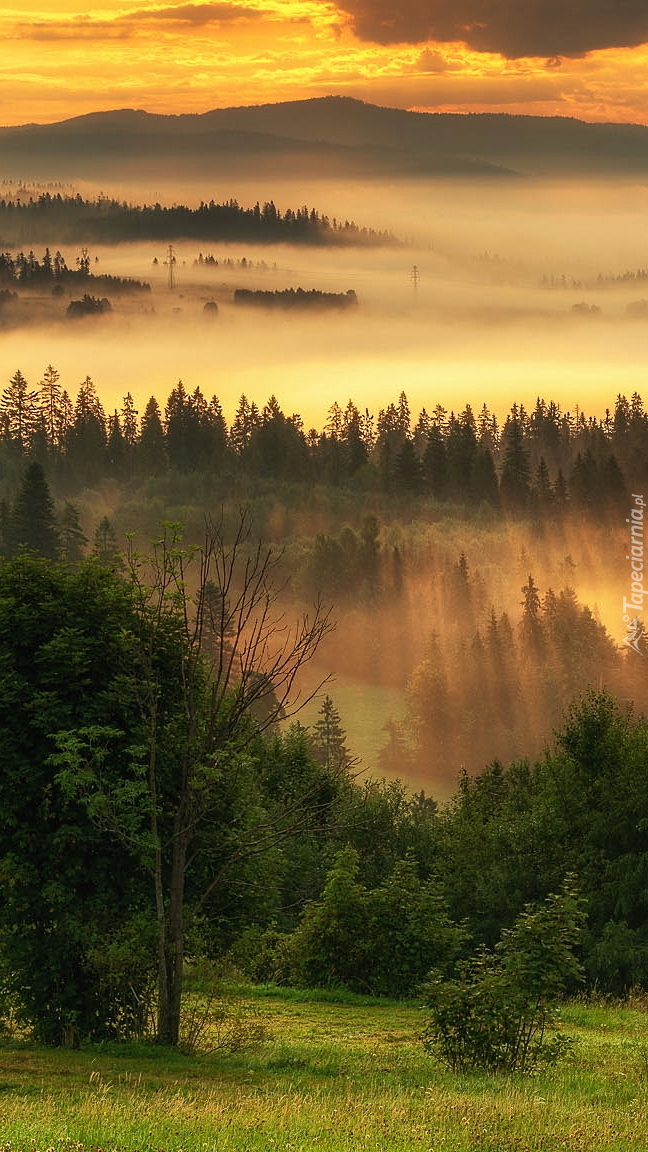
[410,264,420,291]
[165,244,176,291]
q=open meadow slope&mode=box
[1,991,648,1151]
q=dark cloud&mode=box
[336,0,648,57]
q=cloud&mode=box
[13,18,133,41]
[333,0,648,58]
[11,2,273,42]
[130,2,269,25]
[416,47,451,72]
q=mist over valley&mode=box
[2,101,648,792]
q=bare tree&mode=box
[125,512,333,1045]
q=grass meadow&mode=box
[1,987,648,1151]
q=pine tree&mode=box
[310,695,353,773]
[138,396,166,474]
[423,426,447,499]
[121,392,139,475]
[59,502,87,563]
[230,394,257,455]
[1,369,38,452]
[67,377,107,483]
[394,439,422,494]
[10,460,59,559]
[499,414,531,511]
[534,456,554,511]
[164,380,191,471]
[107,411,126,475]
[38,364,63,450]
[93,516,123,570]
[342,401,368,475]
[446,410,478,500]
[121,392,139,448]
[520,574,543,650]
[207,395,228,465]
[471,446,499,505]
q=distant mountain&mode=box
[1,97,648,182]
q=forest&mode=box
[0,194,394,247]
[0,363,645,1053]
[0,246,150,292]
[0,369,644,781]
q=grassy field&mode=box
[1,987,648,1151]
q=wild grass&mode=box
[0,992,648,1150]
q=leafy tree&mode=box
[58,517,332,1046]
[422,880,585,1073]
[283,847,465,997]
[0,559,158,1044]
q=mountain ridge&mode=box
[2,96,648,180]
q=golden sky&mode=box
[2,0,648,126]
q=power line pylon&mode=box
[165,244,176,290]
[410,264,420,290]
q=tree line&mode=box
[0,193,393,247]
[233,288,358,310]
[0,369,645,510]
[0,247,150,293]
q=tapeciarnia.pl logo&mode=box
[622,493,648,656]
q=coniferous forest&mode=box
[0,193,393,247]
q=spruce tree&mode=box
[2,369,38,452]
[93,516,123,571]
[138,396,166,474]
[311,695,353,773]
[10,460,59,559]
[499,415,531,511]
[59,502,87,563]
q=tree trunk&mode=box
[156,823,189,1046]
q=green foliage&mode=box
[0,557,157,1044]
[422,880,586,1073]
[281,847,465,997]
[436,692,648,993]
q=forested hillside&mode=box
[0,369,643,781]
[0,193,392,246]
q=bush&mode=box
[422,879,586,1073]
[281,848,466,997]
[66,294,111,318]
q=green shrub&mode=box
[282,847,466,997]
[422,879,586,1073]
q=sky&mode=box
[2,0,648,126]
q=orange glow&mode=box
[1,2,647,126]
